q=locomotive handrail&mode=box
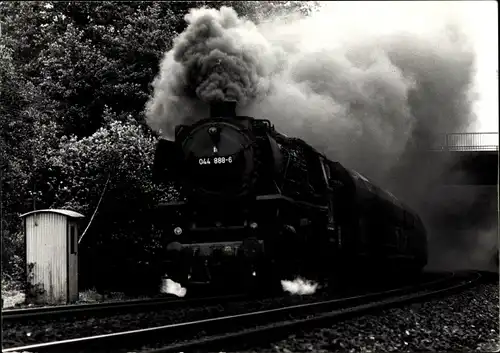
[256,194,328,210]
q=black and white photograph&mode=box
[0,1,498,352]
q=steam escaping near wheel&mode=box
[281,277,318,295]
[160,277,187,297]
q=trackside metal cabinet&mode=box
[20,209,84,304]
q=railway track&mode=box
[1,293,247,322]
[2,271,481,353]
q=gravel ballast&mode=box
[2,275,427,349]
[1,290,339,349]
[232,281,499,353]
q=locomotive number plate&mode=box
[198,156,233,165]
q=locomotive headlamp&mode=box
[250,222,258,229]
[208,126,219,135]
[173,227,183,236]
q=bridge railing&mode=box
[429,132,499,151]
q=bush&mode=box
[35,111,176,292]
[1,230,25,285]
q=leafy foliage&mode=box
[1,36,59,280]
[2,1,178,138]
[45,113,157,212]
[39,114,175,292]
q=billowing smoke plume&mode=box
[146,3,476,177]
[146,2,497,271]
[172,7,270,105]
[146,6,275,138]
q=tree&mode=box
[38,111,176,291]
[1,2,177,138]
[1,1,318,138]
[1,36,59,280]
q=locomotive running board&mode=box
[256,194,328,211]
[157,194,327,211]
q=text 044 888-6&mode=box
[198,156,233,165]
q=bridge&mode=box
[425,132,498,186]
[428,132,498,152]
[421,133,497,271]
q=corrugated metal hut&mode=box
[20,209,84,304]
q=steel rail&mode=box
[2,272,475,353]
[149,271,481,353]
[2,293,246,322]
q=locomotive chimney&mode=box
[210,100,237,118]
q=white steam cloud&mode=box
[160,277,187,297]
[281,277,318,295]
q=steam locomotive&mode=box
[152,101,428,291]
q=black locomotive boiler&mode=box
[152,101,428,291]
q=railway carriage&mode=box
[152,101,428,291]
